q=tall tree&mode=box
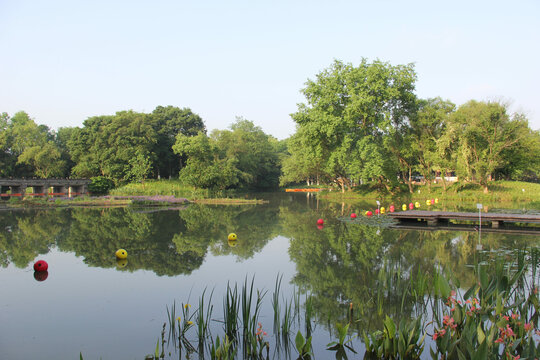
[212,118,281,190]
[446,100,528,192]
[150,106,206,179]
[173,132,240,190]
[68,111,157,181]
[410,98,455,190]
[291,59,417,192]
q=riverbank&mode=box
[321,180,540,207]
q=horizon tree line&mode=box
[1,59,539,192]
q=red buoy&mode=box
[350,213,357,219]
[317,218,324,225]
[33,260,48,272]
[409,203,414,210]
[389,205,395,213]
[33,271,49,282]
[366,211,373,217]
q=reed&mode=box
[271,274,283,335]
[223,282,240,342]
[196,288,214,346]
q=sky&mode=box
[1,0,539,140]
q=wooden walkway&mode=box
[387,210,540,228]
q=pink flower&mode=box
[505,324,515,337]
[524,322,533,331]
[495,337,504,344]
[511,313,519,320]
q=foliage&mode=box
[363,317,424,359]
[294,331,312,359]
[88,176,115,195]
[290,58,417,192]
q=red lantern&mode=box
[366,211,373,217]
[409,203,414,210]
[317,218,324,225]
[389,205,395,212]
[350,213,357,219]
[375,209,380,215]
[33,260,48,272]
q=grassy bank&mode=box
[321,181,540,208]
[110,180,265,204]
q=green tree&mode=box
[17,141,66,178]
[150,106,206,179]
[280,128,327,186]
[123,149,152,185]
[445,101,529,192]
[291,59,417,192]
[0,112,16,176]
[173,132,241,190]
[68,111,157,181]
[212,118,281,190]
[410,98,455,191]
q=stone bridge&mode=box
[0,178,91,199]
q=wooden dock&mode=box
[387,210,540,228]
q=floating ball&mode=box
[402,204,407,211]
[115,249,128,259]
[431,198,435,204]
[380,207,385,214]
[389,205,395,213]
[415,202,420,208]
[34,270,48,282]
[366,211,373,217]
[227,233,237,241]
[435,198,439,204]
[409,203,414,210]
[116,258,128,268]
[375,209,379,215]
[350,213,357,219]
[33,260,48,272]
[426,199,432,206]
[317,219,324,225]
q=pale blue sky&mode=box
[1,0,539,139]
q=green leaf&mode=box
[478,265,488,290]
[496,293,503,315]
[295,331,305,353]
[463,284,477,300]
[437,273,451,299]
[477,324,485,344]
[155,338,159,358]
[472,340,487,360]
[384,316,396,339]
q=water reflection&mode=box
[0,194,539,359]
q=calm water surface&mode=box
[1,193,538,359]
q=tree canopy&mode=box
[2,59,539,190]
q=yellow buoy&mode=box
[402,204,407,211]
[228,233,237,241]
[116,258,128,268]
[415,202,420,208]
[426,199,432,206]
[115,249,128,259]
[435,198,439,204]
[380,207,385,214]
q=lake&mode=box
[1,193,538,359]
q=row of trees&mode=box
[1,59,539,191]
[0,107,284,190]
[283,59,540,192]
